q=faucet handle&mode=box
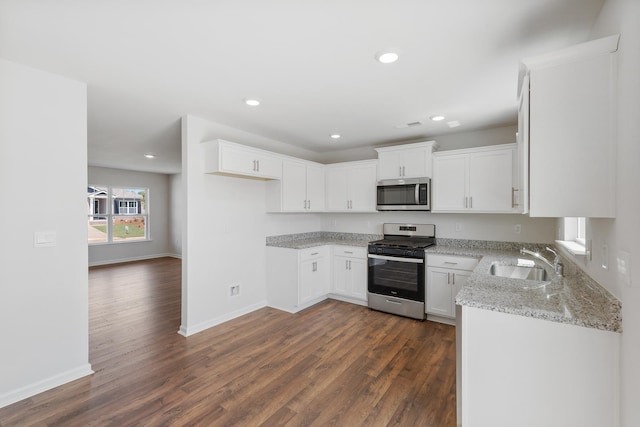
[545,247,559,260]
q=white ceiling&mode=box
[0,0,604,174]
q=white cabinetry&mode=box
[375,141,437,180]
[266,246,329,313]
[330,246,368,305]
[460,306,619,427]
[521,34,618,218]
[267,159,325,212]
[426,254,478,324]
[432,144,517,213]
[202,139,282,180]
[325,160,377,212]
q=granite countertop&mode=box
[266,233,622,333]
[266,231,381,249]
[427,241,622,333]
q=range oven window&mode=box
[368,255,425,302]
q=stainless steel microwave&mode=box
[376,178,431,211]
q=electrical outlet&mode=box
[514,224,522,234]
[229,284,240,296]
[454,223,462,232]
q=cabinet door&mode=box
[305,163,325,212]
[332,255,351,295]
[281,161,308,211]
[299,256,328,305]
[326,167,350,211]
[220,144,259,176]
[433,154,467,211]
[529,53,616,217]
[468,149,514,212]
[349,257,368,300]
[377,151,402,180]
[516,76,530,214]
[401,147,428,179]
[426,267,454,318]
[254,152,283,179]
[450,270,470,315]
[348,164,377,211]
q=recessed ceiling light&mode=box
[244,98,260,106]
[144,153,155,159]
[375,51,399,64]
[330,134,341,140]
[447,120,461,128]
[430,115,446,121]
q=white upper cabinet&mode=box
[267,159,325,212]
[515,75,530,214]
[202,139,282,180]
[521,34,619,218]
[375,141,438,180]
[432,144,517,213]
[325,160,377,212]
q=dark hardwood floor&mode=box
[0,257,456,426]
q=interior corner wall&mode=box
[583,1,640,426]
[0,59,92,408]
[180,115,321,336]
[88,166,173,265]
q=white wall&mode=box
[169,173,183,257]
[322,212,555,243]
[181,115,322,336]
[316,124,518,163]
[0,59,92,407]
[565,1,640,426]
[88,166,173,265]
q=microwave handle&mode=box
[415,184,420,205]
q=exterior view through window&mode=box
[88,186,149,244]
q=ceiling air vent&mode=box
[395,121,423,129]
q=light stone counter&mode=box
[427,240,622,333]
[266,232,381,249]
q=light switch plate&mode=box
[34,231,56,247]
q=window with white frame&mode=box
[558,217,586,255]
[87,186,149,244]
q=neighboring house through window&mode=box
[88,186,149,244]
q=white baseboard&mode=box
[178,300,268,337]
[89,253,180,267]
[328,294,368,307]
[0,363,93,409]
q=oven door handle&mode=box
[368,254,424,264]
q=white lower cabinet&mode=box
[460,306,620,427]
[266,246,329,313]
[426,254,478,324]
[330,246,368,305]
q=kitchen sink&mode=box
[489,263,549,282]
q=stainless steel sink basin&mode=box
[489,263,549,281]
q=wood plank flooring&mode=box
[0,257,456,426]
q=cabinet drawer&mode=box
[300,246,327,261]
[427,254,479,271]
[333,246,367,258]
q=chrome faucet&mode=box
[520,247,564,277]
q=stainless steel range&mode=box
[367,223,436,320]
